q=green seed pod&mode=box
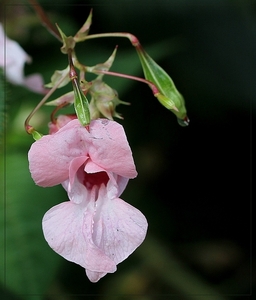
[72,78,91,127]
[136,45,189,126]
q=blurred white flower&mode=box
[0,23,47,94]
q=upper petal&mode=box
[28,120,89,187]
[88,119,137,179]
[29,119,136,187]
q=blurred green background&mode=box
[0,0,253,299]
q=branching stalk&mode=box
[25,75,68,134]
[83,32,140,47]
[93,69,159,95]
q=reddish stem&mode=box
[94,69,159,95]
[28,0,62,42]
[50,102,69,124]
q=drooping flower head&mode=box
[28,116,147,282]
[0,23,47,94]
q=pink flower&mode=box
[0,23,47,94]
[28,117,147,282]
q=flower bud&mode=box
[26,125,43,140]
[49,114,77,134]
[56,24,76,54]
[89,79,129,120]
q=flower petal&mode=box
[0,23,30,85]
[92,187,148,266]
[88,119,137,178]
[65,158,90,205]
[42,200,117,279]
[23,73,49,94]
[84,159,105,173]
[0,23,47,94]
[69,156,89,188]
[85,269,108,283]
[29,119,137,187]
[28,121,89,186]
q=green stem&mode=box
[83,32,140,46]
[24,75,68,134]
[83,32,161,95]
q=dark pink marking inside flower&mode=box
[83,171,109,190]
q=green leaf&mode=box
[0,153,63,299]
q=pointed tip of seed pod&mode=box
[177,116,190,127]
